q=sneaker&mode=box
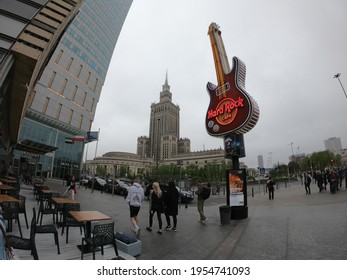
[134,226,140,236]
[202,218,208,224]
[157,230,162,234]
[172,227,177,232]
[146,227,152,232]
[165,225,171,231]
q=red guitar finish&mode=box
[206,57,259,136]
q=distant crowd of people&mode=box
[302,168,345,194]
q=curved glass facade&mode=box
[15,0,133,179]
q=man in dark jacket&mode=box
[195,181,209,223]
[266,177,275,200]
[163,181,179,232]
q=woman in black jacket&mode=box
[146,182,164,234]
[163,181,179,232]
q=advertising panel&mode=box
[227,169,247,206]
[224,133,245,158]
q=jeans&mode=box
[197,199,206,221]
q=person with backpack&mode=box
[195,181,210,223]
[266,177,275,200]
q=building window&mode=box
[67,57,73,71]
[43,97,50,114]
[68,109,73,124]
[79,115,83,129]
[94,78,98,91]
[72,85,78,101]
[86,71,91,85]
[56,103,62,119]
[55,50,63,63]
[91,97,95,112]
[61,79,67,94]
[48,71,56,88]
[77,64,82,78]
[82,92,87,107]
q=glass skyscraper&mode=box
[2,0,133,179]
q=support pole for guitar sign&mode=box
[224,133,248,220]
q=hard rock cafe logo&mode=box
[207,96,244,125]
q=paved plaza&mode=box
[10,179,347,260]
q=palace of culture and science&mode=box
[88,74,246,177]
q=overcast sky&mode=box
[89,0,347,168]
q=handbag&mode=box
[0,222,20,260]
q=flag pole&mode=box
[81,140,89,189]
[91,128,100,193]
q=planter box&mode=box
[116,239,142,257]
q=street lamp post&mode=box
[334,73,347,99]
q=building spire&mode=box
[160,69,172,102]
[165,69,168,85]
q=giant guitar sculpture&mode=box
[206,23,259,136]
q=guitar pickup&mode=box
[215,83,230,96]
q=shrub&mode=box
[115,232,138,244]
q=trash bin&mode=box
[219,205,231,225]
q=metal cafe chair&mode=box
[7,208,39,260]
[37,191,56,225]
[33,207,60,254]
[1,201,23,237]
[81,222,118,260]
[18,194,29,229]
[61,203,85,244]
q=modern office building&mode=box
[324,137,342,154]
[0,0,133,178]
[257,155,264,168]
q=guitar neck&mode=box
[208,23,230,96]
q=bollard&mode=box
[252,187,254,197]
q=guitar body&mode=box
[205,56,259,136]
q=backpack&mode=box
[266,180,274,190]
[201,186,211,200]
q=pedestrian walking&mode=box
[266,177,275,200]
[146,182,164,234]
[329,168,338,194]
[195,181,210,223]
[316,170,324,192]
[126,176,144,236]
[63,174,76,199]
[163,181,179,232]
[304,172,311,194]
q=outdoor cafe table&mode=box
[0,178,17,187]
[51,197,79,205]
[0,184,15,194]
[0,194,20,203]
[41,189,60,195]
[51,197,80,226]
[68,210,111,253]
